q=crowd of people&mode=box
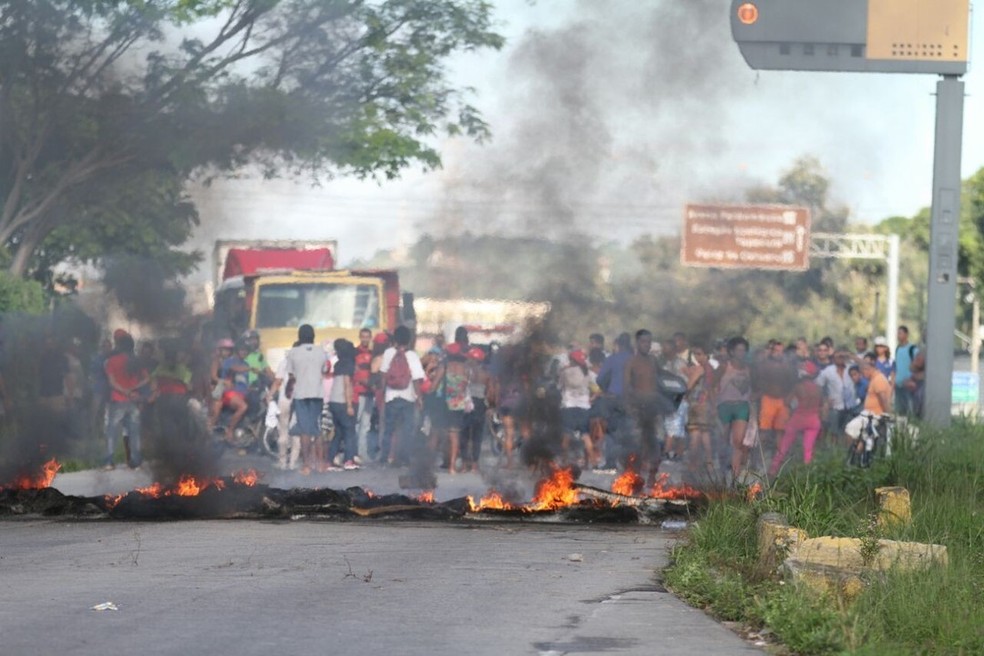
[27,320,926,482]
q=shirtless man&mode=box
[623,329,667,486]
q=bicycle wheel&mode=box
[262,426,279,457]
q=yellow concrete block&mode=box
[791,536,947,571]
[875,486,911,529]
[786,560,866,602]
[757,512,808,570]
[872,539,948,570]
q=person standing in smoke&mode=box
[595,332,633,471]
[278,325,329,475]
[714,336,753,481]
[623,330,666,487]
[353,328,374,462]
[461,346,490,473]
[380,325,425,467]
[327,338,360,471]
[88,338,112,438]
[103,329,149,470]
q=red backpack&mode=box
[385,348,413,390]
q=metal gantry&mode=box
[810,232,901,353]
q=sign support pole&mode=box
[887,233,900,354]
[924,75,964,426]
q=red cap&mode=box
[570,349,587,366]
[373,333,390,345]
[467,347,486,362]
[113,329,130,341]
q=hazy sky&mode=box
[189,0,984,270]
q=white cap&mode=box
[873,336,888,347]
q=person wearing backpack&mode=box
[380,325,425,466]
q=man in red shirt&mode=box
[353,328,374,461]
[103,329,149,470]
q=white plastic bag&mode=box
[742,408,759,448]
[265,400,280,429]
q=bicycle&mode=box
[844,411,895,468]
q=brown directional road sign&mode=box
[681,204,811,271]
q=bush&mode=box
[0,271,46,314]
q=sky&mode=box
[188,0,984,273]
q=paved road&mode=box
[0,520,761,656]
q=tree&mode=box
[0,0,503,278]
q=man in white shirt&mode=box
[273,325,328,474]
[379,325,425,466]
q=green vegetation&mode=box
[664,423,984,655]
[0,0,502,284]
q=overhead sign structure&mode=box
[729,0,971,425]
[681,204,811,271]
[731,0,969,74]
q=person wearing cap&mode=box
[769,361,822,477]
[872,336,894,380]
[103,330,150,470]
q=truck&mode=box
[211,240,414,366]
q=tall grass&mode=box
[666,421,984,655]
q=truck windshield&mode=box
[255,283,381,330]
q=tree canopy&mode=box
[0,0,503,281]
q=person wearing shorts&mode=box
[715,336,753,479]
[281,324,328,474]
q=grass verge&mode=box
[664,421,984,655]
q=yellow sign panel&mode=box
[867,0,969,62]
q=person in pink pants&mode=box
[770,362,822,477]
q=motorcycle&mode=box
[213,381,278,455]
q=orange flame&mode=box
[3,458,62,490]
[746,482,762,502]
[417,491,435,503]
[175,476,202,496]
[233,469,260,486]
[611,469,643,496]
[649,473,704,500]
[531,467,578,510]
[467,491,515,511]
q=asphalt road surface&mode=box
[1,519,761,656]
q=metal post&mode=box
[924,75,965,426]
[972,290,980,377]
[886,234,900,354]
